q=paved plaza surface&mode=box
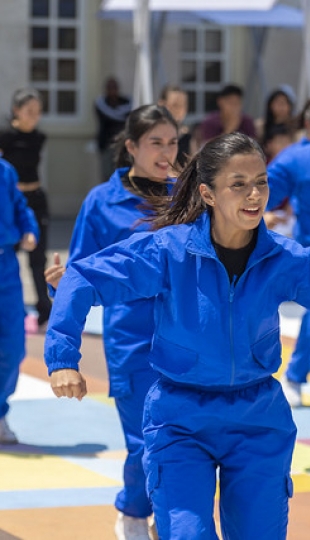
[0,220,309,539]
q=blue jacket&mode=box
[45,212,310,390]
[0,158,38,247]
[62,168,170,396]
[267,137,310,246]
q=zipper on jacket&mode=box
[229,276,237,386]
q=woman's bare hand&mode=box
[44,252,66,288]
[21,232,37,252]
[50,369,87,401]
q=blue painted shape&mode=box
[0,487,120,510]
[64,456,123,482]
[6,397,124,452]
[292,408,310,439]
[84,306,103,335]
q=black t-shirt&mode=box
[0,125,46,183]
[122,175,169,198]
[212,229,258,283]
[94,96,131,151]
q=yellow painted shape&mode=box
[292,473,310,493]
[0,453,120,491]
[275,343,292,380]
[97,449,126,460]
[292,442,310,475]
[302,394,310,406]
[89,393,115,406]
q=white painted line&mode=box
[9,373,56,401]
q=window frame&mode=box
[29,0,84,120]
[179,23,230,124]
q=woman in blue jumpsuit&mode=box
[45,104,178,539]
[0,158,38,443]
[44,132,306,539]
[266,126,310,406]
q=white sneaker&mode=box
[281,375,302,407]
[0,417,18,444]
[115,512,150,540]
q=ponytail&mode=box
[151,154,206,230]
[113,130,131,168]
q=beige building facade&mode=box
[0,0,303,217]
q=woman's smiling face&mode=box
[126,121,178,181]
[200,152,269,247]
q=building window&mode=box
[179,25,228,123]
[32,0,49,17]
[58,27,76,49]
[57,90,76,113]
[31,27,49,49]
[29,0,82,117]
[31,58,49,81]
[58,0,77,19]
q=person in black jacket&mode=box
[94,77,131,182]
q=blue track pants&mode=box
[114,367,158,518]
[143,377,296,539]
[0,248,25,418]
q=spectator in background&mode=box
[200,83,256,142]
[158,85,191,168]
[94,77,132,182]
[263,123,294,164]
[255,85,296,145]
[262,124,295,238]
[0,88,51,330]
[188,122,204,156]
[293,98,310,141]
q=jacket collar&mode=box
[107,167,176,205]
[106,168,141,205]
[186,211,281,263]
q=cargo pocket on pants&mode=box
[145,463,170,538]
[286,474,293,498]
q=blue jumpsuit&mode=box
[44,213,310,539]
[267,137,310,384]
[0,158,38,419]
[51,168,170,518]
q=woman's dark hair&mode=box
[262,123,293,147]
[11,88,42,116]
[293,98,310,131]
[263,89,293,139]
[113,104,178,168]
[151,132,265,230]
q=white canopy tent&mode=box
[102,0,276,11]
[99,1,305,108]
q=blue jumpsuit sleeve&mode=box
[266,151,296,211]
[47,191,109,301]
[291,249,310,308]
[68,194,106,263]
[44,232,168,374]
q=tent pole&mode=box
[133,0,153,107]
